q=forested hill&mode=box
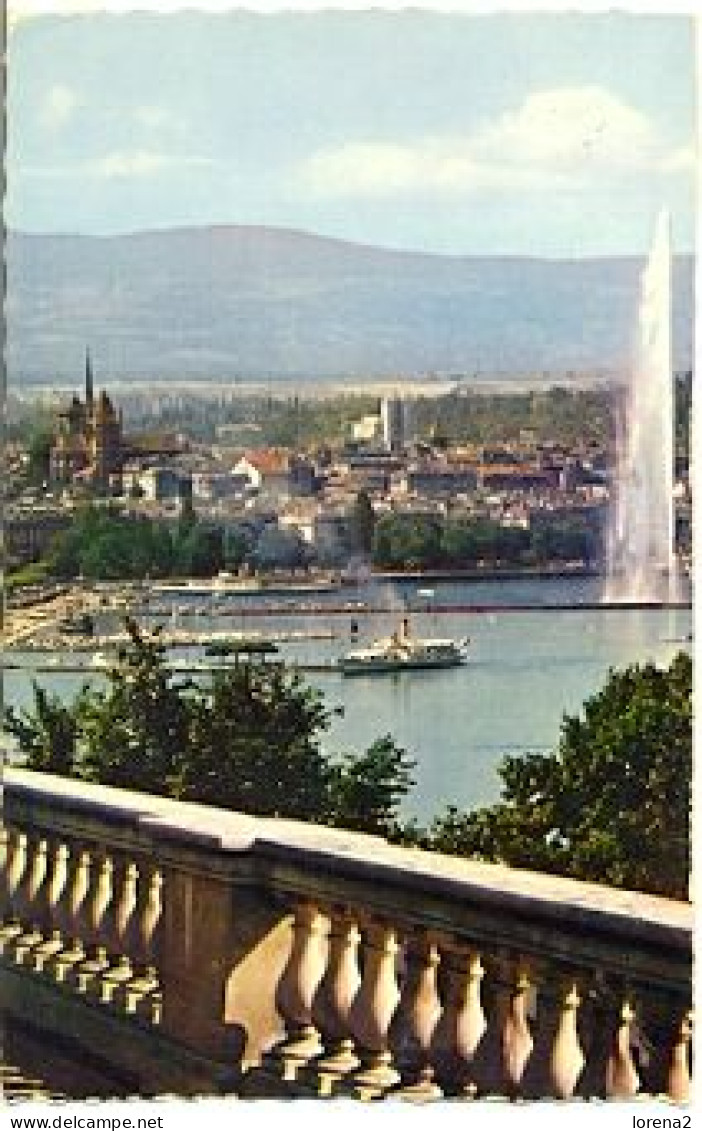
[6,226,694,383]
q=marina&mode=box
[4,575,692,824]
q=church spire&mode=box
[85,348,94,409]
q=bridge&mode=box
[1,768,692,1102]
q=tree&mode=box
[76,621,192,795]
[372,514,442,570]
[27,428,54,486]
[46,527,82,578]
[185,660,333,820]
[5,621,416,839]
[172,521,222,577]
[328,735,415,837]
[224,528,250,572]
[44,507,176,581]
[427,653,692,899]
[4,685,82,776]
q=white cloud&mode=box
[473,86,656,169]
[20,150,215,180]
[90,151,173,178]
[40,84,80,130]
[298,85,694,200]
[89,150,215,178]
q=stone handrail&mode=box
[0,768,692,1101]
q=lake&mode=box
[3,576,692,825]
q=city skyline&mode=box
[7,8,697,258]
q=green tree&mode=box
[372,514,442,570]
[5,621,416,840]
[173,521,224,577]
[77,620,191,795]
[27,428,54,485]
[224,528,250,572]
[4,685,82,776]
[428,653,692,899]
[185,660,333,819]
[328,735,415,837]
[45,527,82,578]
[440,520,479,567]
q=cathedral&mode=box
[50,352,124,490]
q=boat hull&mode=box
[339,655,466,675]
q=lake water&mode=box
[3,576,692,825]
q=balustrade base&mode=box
[13,929,44,966]
[342,1052,401,1100]
[1,957,241,1098]
[73,951,112,995]
[312,1041,361,1096]
[31,932,67,974]
[99,958,135,1005]
[51,942,86,983]
[0,922,24,956]
[115,968,160,1014]
[392,1066,444,1102]
[257,1034,325,1092]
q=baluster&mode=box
[119,864,163,1021]
[549,979,586,1099]
[391,935,443,1100]
[272,903,329,1083]
[14,835,49,964]
[53,846,91,982]
[605,998,640,1098]
[100,858,138,1004]
[0,828,27,952]
[312,909,362,1096]
[501,962,535,1096]
[666,1010,693,1103]
[430,943,486,1097]
[32,840,70,973]
[73,849,113,994]
[346,918,402,1099]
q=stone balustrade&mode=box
[1,768,692,1101]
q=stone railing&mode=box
[1,768,692,1101]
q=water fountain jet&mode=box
[604,209,681,604]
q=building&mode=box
[50,352,124,491]
[352,414,381,443]
[49,355,190,495]
[122,462,192,504]
[380,395,413,453]
[399,461,478,499]
[234,450,317,500]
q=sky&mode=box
[6,4,698,257]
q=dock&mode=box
[7,626,338,654]
[3,658,341,676]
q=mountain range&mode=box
[6,226,694,385]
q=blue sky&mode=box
[6,9,697,256]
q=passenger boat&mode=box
[339,618,468,675]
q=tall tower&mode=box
[381,395,406,453]
[85,348,94,412]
